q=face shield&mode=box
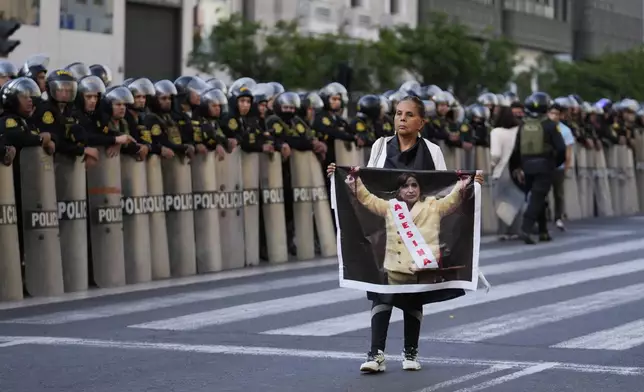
[201,88,228,118]
[206,78,227,95]
[48,79,78,103]
[90,64,113,87]
[65,62,92,80]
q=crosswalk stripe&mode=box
[128,288,363,331]
[450,363,557,392]
[481,238,644,274]
[552,319,644,350]
[412,365,513,392]
[478,230,625,259]
[3,231,626,326]
[426,282,644,343]
[1,272,338,325]
[262,258,644,336]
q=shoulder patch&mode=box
[384,123,392,130]
[42,111,54,125]
[322,117,331,126]
[151,124,162,136]
[460,124,468,132]
[296,123,306,134]
[228,118,238,131]
[612,122,620,129]
[5,118,17,128]
[272,122,283,135]
[356,121,366,132]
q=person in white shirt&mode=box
[490,107,521,240]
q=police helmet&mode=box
[75,75,107,112]
[0,60,18,80]
[477,92,498,107]
[200,88,229,118]
[100,85,134,116]
[205,78,228,96]
[229,77,257,97]
[273,92,301,118]
[18,54,49,80]
[45,69,78,103]
[1,77,41,113]
[127,78,155,111]
[523,92,552,117]
[65,62,92,80]
[356,95,381,120]
[89,64,112,87]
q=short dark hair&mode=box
[395,172,425,201]
[397,95,426,118]
[495,106,520,128]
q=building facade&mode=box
[419,0,643,73]
[0,0,197,83]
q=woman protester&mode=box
[327,95,484,373]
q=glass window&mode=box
[390,0,399,14]
[351,0,361,8]
[60,0,113,34]
[0,0,40,26]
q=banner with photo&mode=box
[331,166,481,294]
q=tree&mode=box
[188,13,271,80]
[480,36,517,94]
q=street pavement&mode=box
[1,216,644,392]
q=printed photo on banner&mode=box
[331,166,481,294]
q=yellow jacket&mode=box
[354,178,466,276]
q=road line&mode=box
[0,335,640,376]
[427,282,644,343]
[1,272,338,325]
[450,363,557,392]
[262,257,644,337]
[552,319,644,350]
[482,238,644,275]
[128,288,363,331]
[0,257,338,311]
[412,366,512,392]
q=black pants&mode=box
[521,172,553,234]
[370,297,423,353]
[552,169,565,220]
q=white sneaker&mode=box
[556,219,565,231]
[402,347,421,371]
[360,350,386,373]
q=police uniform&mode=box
[348,115,377,148]
[125,110,159,154]
[31,101,87,157]
[144,111,189,155]
[313,109,354,166]
[509,98,566,244]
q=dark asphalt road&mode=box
[1,216,644,392]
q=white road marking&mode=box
[128,288,363,331]
[427,282,644,343]
[482,238,644,275]
[0,257,338,311]
[552,319,644,350]
[1,272,337,325]
[262,257,644,337]
[450,363,557,392]
[412,366,512,392]
[0,335,640,376]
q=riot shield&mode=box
[492,171,525,229]
[575,146,591,218]
[475,146,497,235]
[191,151,222,273]
[161,155,196,277]
[309,153,336,257]
[563,149,582,220]
[0,163,22,301]
[259,152,288,263]
[442,144,462,171]
[362,147,371,167]
[334,140,360,167]
[146,155,171,279]
[87,147,125,288]
[242,152,260,266]
[215,147,245,270]
[618,145,639,215]
[289,150,315,260]
[634,131,644,212]
[55,154,88,292]
[121,155,152,284]
[607,146,621,215]
[593,149,614,217]
[20,147,64,296]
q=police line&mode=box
[0,146,337,302]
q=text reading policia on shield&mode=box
[0,186,328,228]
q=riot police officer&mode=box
[509,92,566,244]
[314,83,357,168]
[196,88,229,160]
[73,75,133,150]
[90,64,113,87]
[125,78,165,156]
[31,69,99,163]
[173,76,217,157]
[350,95,379,148]
[100,86,149,161]
[0,60,17,87]
[145,80,194,158]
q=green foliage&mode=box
[188,12,519,95]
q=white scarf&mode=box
[388,199,438,269]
